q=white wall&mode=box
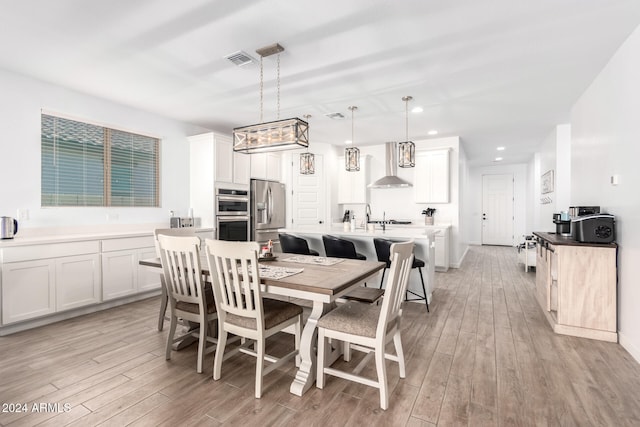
[0,68,207,233]
[466,163,528,245]
[569,25,640,362]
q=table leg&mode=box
[290,300,330,396]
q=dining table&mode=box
[139,253,385,396]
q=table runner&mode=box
[258,265,304,280]
[281,255,345,266]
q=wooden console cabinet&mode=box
[533,232,617,342]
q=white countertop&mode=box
[0,226,214,248]
[279,225,441,240]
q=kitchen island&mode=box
[278,225,436,304]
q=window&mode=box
[41,114,160,207]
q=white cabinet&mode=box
[56,254,101,311]
[101,236,160,301]
[250,152,282,181]
[432,227,450,271]
[414,149,450,203]
[337,155,369,204]
[190,132,250,228]
[2,259,55,324]
[1,241,100,324]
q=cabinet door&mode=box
[56,254,101,311]
[2,259,56,324]
[215,135,234,183]
[337,158,352,203]
[266,153,282,181]
[535,245,549,310]
[414,150,450,203]
[102,250,137,300]
[137,247,162,292]
[434,235,445,267]
[251,153,267,179]
[233,151,251,184]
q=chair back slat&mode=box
[376,241,414,338]
[158,235,204,306]
[205,239,264,328]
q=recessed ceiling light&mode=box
[495,157,503,161]
[345,140,352,145]
[411,106,423,113]
[496,146,505,151]
[427,130,438,136]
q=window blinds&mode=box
[41,114,159,207]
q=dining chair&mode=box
[322,234,383,304]
[153,227,197,331]
[374,237,429,312]
[316,241,414,410]
[204,239,302,398]
[279,233,320,256]
[158,234,217,374]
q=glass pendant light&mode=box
[398,95,415,168]
[345,106,360,172]
[299,114,315,174]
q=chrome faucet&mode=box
[382,211,386,231]
[365,204,372,224]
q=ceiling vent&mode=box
[325,112,345,120]
[224,51,256,67]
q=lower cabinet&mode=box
[101,236,160,301]
[433,227,450,271]
[1,241,100,324]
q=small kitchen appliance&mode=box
[552,212,571,236]
[1,216,18,239]
[569,206,600,218]
[169,217,194,228]
[571,213,615,243]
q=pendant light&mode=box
[398,95,415,168]
[299,114,315,174]
[345,106,360,172]
[233,43,309,153]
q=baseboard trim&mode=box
[619,331,640,364]
[450,245,469,268]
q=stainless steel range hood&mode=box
[368,142,413,188]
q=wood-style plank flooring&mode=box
[2,246,640,426]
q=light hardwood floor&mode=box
[1,246,640,426]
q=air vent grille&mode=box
[325,112,345,120]
[224,51,256,67]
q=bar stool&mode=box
[322,235,366,260]
[373,238,429,311]
[279,233,320,256]
[322,235,383,304]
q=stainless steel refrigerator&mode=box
[250,179,286,246]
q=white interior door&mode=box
[482,174,514,246]
[292,154,325,227]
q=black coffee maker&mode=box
[553,212,571,236]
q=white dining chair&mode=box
[204,239,302,398]
[316,241,414,410]
[153,227,197,331]
[158,234,216,373]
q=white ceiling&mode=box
[2,0,640,166]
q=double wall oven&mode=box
[216,188,250,241]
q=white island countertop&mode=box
[278,224,449,240]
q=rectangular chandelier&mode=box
[233,117,309,153]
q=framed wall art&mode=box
[541,170,554,194]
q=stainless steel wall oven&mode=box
[216,188,250,241]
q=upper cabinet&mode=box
[250,152,282,182]
[214,135,250,186]
[414,149,450,203]
[337,155,369,204]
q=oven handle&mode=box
[216,215,250,222]
[217,195,249,203]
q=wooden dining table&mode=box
[139,254,385,396]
